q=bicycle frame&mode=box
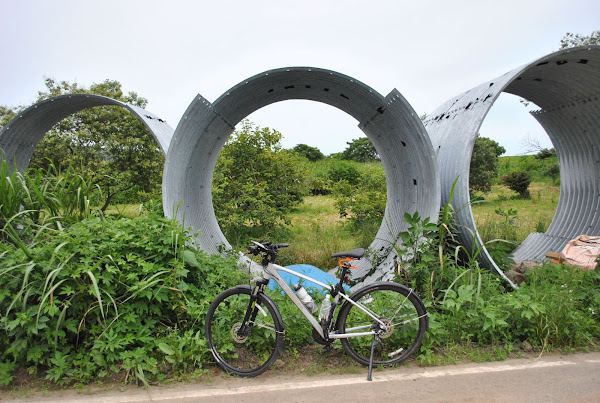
[262,262,387,340]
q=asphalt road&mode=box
[7,352,600,402]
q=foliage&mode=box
[394,178,463,301]
[212,120,308,246]
[0,105,18,127]
[1,78,164,211]
[501,171,531,197]
[331,162,386,233]
[535,148,556,159]
[326,159,361,183]
[340,137,379,163]
[292,144,325,162]
[395,208,600,358]
[469,136,505,192]
[560,30,600,48]
[498,154,559,184]
[0,212,249,386]
[0,159,101,246]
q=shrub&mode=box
[0,213,248,385]
[535,148,556,159]
[327,160,361,183]
[212,120,308,246]
[501,170,531,197]
[332,162,386,231]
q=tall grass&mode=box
[472,182,559,245]
[0,159,101,246]
[278,196,367,268]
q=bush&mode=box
[501,171,531,197]
[0,213,249,386]
[1,159,101,245]
[395,211,600,356]
[331,162,386,231]
[326,160,361,183]
[212,120,308,246]
[535,148,556,159]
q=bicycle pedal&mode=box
[321,344,333,353]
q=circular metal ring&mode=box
[163,67,440,282]
[0,94,173,173]
[425,46,600,285]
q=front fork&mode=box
[238,280,268,337]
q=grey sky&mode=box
[1,0,598,156]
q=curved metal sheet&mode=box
[425,46,600,285]
[163,67,440,282]
[0,94,174,172]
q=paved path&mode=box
[6,352,600,402]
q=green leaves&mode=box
[27,78,164,211]
[469,136,505,192]
[0,211,246,386]
[331,161,386,233]
[340,137,379,163]
[212,120,308,246]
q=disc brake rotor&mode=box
[231,322,249,343]
[379,318,394,339]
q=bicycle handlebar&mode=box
[247,241,289,256]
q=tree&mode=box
[560,30,600,48]
[0,106,19,127]
[2,78,165,211]
[212,120,307,245]
[292,143,324,161]
[469,136,505,192]
[341,137,379,163]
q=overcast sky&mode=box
[1,0,598,156]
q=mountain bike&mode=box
[205,241,428,380]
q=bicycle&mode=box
[205,241,428,380]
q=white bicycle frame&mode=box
[262,262,388,340]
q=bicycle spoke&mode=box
[339,283,427,367]
[206,288,282,376]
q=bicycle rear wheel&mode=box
[337,282,427,366]
[205,286,284,377]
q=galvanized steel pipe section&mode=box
[425,46,600,281]
[0,94,174,172]
[163,67,440,281]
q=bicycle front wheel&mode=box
[205,286,284,377]
[337,282,427,366]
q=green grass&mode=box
[498,155,559,184]
[104,182,559,268]
[278,196,367,269]
[103,203,143,218]
[471,182,559,244]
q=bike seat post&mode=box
[339,262,352,285]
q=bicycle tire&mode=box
[336,282,427,366]
[205,286,284,377]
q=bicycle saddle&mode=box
[331,248,365,259]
